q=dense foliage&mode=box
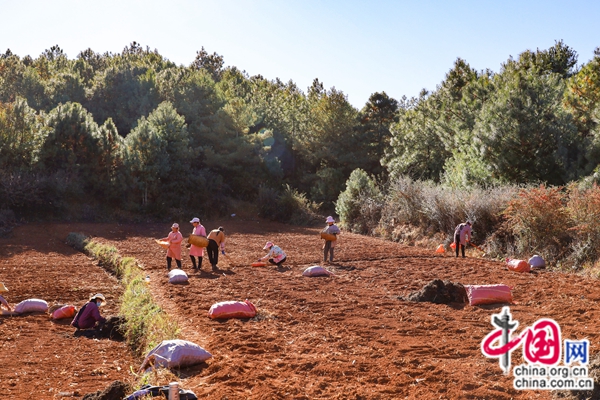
[1,41,600,234]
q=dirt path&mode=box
[1,219,598,399]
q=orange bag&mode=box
[251,261,267,267]
[50,305,76,320]
[506,258,530,273]
[435,244,445,253]
[450,242,456,249]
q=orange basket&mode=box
[188,235,209,247]
[320,232,337,241]
[155,239,169,249]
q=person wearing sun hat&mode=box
[71,293,106,330]
[258,241,287,268]
[0,282,12,311]
[189,217,206,270]
[160,223,184,271]
[453,220,473,258]
[322,216,341,263]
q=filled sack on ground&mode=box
[465,284,513,306]
[140,339,212,371]
[14,298,49,314]
[302,265,334,277]
[528,255,546,269]
[50,304,76,320]
[168,269,189,284]
[251,261,267,267]
[208,300,257,319]
[506,258,530,273]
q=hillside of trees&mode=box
[1,41,600,240]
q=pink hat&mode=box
[263,241,274,250]
[326,216,335,223]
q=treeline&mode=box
[0,42,396,221]
[1,41,600,228]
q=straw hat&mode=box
[0,282,8,292]
[89,293,106,306]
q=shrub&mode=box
[502,185,570,261]
[336,169,382,234]
[258,184,321,226]
[380,176,516,245]
[565,183,600,267]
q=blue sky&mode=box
[1,1,598,108]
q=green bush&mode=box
[258,184,321,225]
[336,169,382,234]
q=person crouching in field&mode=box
[189,217,206,270]
[71,293,107,331]
[453,221,472,258]
[207,226,226,270]
[322,216,341,263]
[161,223,183,271]
[258,241,287,268]
[0,282,12,312]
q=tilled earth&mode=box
[1,219,599,399]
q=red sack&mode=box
[506,258,530,273]
[465,284,512,306]
[50,305,76,320]
[208,300,257,319]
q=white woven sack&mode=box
[14,298,49,314]
[141,339,212,371]
[302,265,333,277]
[168,269,189,284]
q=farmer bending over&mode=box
[453,221,472,258]
[207,226,226,270]
[258,241,287,268]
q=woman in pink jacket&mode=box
[453,221,472,258]
[161,223,183,271]
[189,217,206,270]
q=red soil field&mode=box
[1,218,598,399]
